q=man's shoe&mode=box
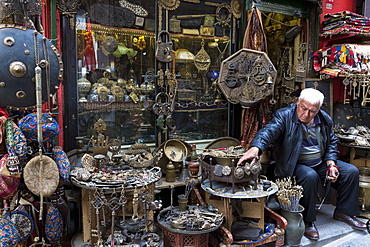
[333,209,367,231]
[304,221,319,240]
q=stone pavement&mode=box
[300,204,369,247]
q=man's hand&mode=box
[237,146,260,165]
[327,165,339,183]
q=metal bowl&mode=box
[163,139,188,162]
[213,156,240,166]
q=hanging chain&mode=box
[42,37,51,112]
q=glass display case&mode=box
[75,0,235,146]
[169,34,230,141]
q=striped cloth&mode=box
[297,116,322,168]
[321,11,370,37]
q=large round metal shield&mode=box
[218,48,277,108]
[0,25,63,110]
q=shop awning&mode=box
[253,0,310,18]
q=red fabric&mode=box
[0,108,8,145]
[0,154,20,198]
[84,19,96,71]
[243,7,267,52]
[240,106,259,149]
[0,108,8,119]
[240,6,266,147]
[56,8,64,148]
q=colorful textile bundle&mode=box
[311,44,370,76]
[321,11,370,37]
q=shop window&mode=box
[75,0,233,146]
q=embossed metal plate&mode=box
[218,48,277,108]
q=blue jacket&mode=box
[250,103,339,178]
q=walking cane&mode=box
[317,170,332,210]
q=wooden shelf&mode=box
[77,23,229,41]
[172,32,229,40]
[82,23,156,36]
[78,101,154,113]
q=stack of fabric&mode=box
[321,11,370,37]
[312,44,370,76]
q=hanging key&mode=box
[140,189,152,234]
[358,75,363,98]
[132,187,140,222]
[361,79,369,106]
[107,190,122,247]
[352,76,357,100]
[342,77,350,104]
[119,186,127,226]
[91,190,107,246]
[348,76,353,97]
[156,69,164,87]
[156,115,167,133]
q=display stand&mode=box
[157,206,223,247]
[201,179,278,230]
[72,171,161,245]
[78,185,155,244]
[200,179,283,246]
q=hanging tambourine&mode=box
[0,26,63,110]
[194,40,211,71]
[231,0,242,19]
[158,0,181,11]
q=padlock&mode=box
[155,30,175,63]
[152,92,171,116]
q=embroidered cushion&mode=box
[18,113,59,143]
[0,154,20,198]
[45,204,63,244]
[0,210,20,246]
[52,146,71,182]
[5,120,27,159]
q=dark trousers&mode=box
[294,160,360,222]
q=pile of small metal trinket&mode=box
[275,177,303,211]
[159,205,224,231]
[201,145,245,158]
[335,125,370,146]
[70,153,162,188]
[205,178,278,198]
